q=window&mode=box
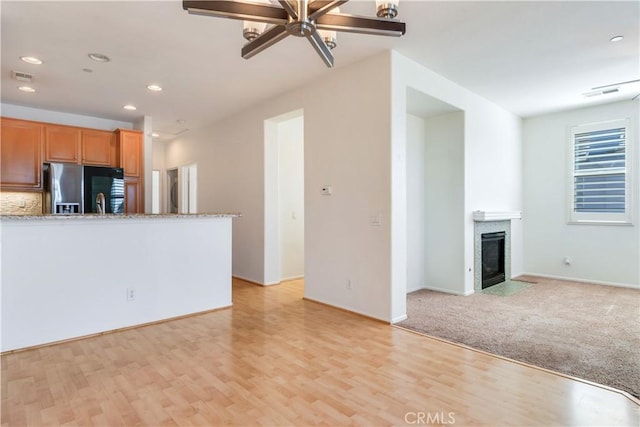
[569,119,632,224]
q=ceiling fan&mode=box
[182,0,406,67]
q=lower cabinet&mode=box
[125,177,142,214]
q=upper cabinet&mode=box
[43,124,116,167]
[81,129,116,167]
[44,125,80,164]
[1,118,43,191]
[116,129,143,177]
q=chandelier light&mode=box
[375,0,399,18]
[183,0,406,67]
[318,6,340,49]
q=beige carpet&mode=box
[398,276,640,398]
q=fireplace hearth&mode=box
[481,231,506,288]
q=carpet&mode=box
[398,276,640,398]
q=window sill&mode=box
[567,220,634,227]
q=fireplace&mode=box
[473,212,520,293]
[481,231,506,289]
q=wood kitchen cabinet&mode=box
[1,117,43,190]
[44,125,115,167]
[81,129,115,166]
[44,124,80,163]
[116,129,144,213]
[116,129,142,177]
[124,178,142,214]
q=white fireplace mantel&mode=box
[473,211,522,222]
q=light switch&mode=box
[321,186,333,195]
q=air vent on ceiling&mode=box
[583,88,619,98]
[12,70,33,82]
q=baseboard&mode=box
[263,281,280,286]
[521,272,639,290]
[232,275,264,286]
[280,275,304,282]
[232,276,304,287]
[406,285,427,294]
[302,297,389,324]
[423,285,473,296]
[1,304,232,355]
[391,314,408,324]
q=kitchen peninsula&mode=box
[1,213,239,352]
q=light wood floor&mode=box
[2,279,638,426]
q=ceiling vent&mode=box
[12,70,33,82]
[583,87,619,98]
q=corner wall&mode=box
[391,52,523,321]
[406,114,427,292]
[523,100,639,287]
[423,111,465,293]
[165,52,393,320]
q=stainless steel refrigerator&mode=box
[43,163,125,214]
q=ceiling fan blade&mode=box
[242,25,289,59]
[308,0,349,20]
[316,12,406,37]
[183,0,289,25]
[278,0,298,20]
[306,28,334,68]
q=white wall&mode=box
[406,114,427,293]
[278,116,305,281]
[1,103,133,130]
[152,140,166,213]
[465,98,523,283]
[391,52,522,321]
[523,100,639,287]
[424,111,465,293]
[1,216,233,351]
[165,53,392,320]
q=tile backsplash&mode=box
[0,192,43,215]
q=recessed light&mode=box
[123,104,137,111]
[610,35,624,42]
[147,84,163,92]
[18,86,36,93]
[20,56,43,65]
[151,132,160,138]
[88,53,111,62]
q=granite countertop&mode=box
[0,213,241,221]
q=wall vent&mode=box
[12,71,33,82]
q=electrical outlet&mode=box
[127,288,136,301]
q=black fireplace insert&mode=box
[481,231,506,289]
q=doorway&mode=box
[181,163,197,214]
[264,110,305,285]
[167,168,178,214]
